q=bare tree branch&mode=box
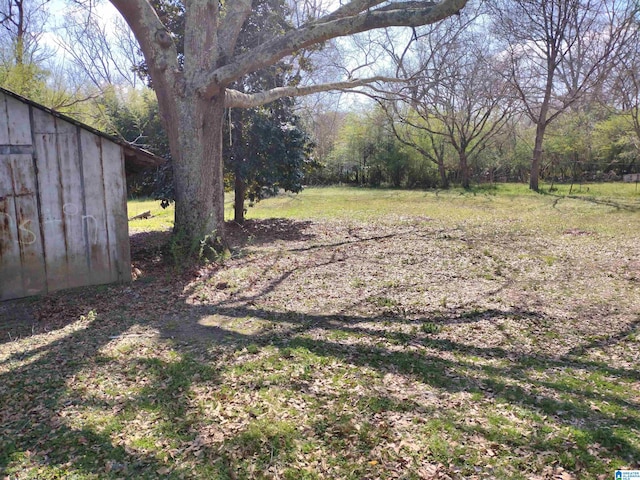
[225,76,405,108]
[309,0,388,25]
[201,0,468,97]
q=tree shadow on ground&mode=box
[166,303,640,475]
[0,293,307,477]
[545,191,640,212]
[1,217,639,477]
[225,218,316,246]
[0,219,319,477]
[0,312,194,478]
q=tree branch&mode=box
[202,0,468,98]
[109,0,179,82]
[310,0,388,25]
[225,76,406,108]
[218,0,253,57]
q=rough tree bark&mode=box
[530,116,548,191]
[109,0,468,247]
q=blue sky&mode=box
[43,0,120,49]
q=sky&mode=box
[48,0,120,22]
[43,0,121,52]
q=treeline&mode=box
[304,105,637,189]
[302,0,640,190]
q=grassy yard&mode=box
[1,185,639,479]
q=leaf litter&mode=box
[1,195,639,479]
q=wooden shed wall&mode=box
[0,91,131,301]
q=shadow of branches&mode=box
[1,215,639,478]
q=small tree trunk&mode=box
[530,122,546,192]
[172,94,226,245]
[234,171,246,224]
[15,1,25,65]
[437,159,449,189]
[459,151,470,189]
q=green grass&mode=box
[2,183,639,478]
[238,184,640,240]
[540,180,640,198]
[127,183,640,233]
[127,198,175,232]
[127,193,238,233]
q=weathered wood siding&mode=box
[0,90,131,301]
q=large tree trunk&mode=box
[171,94,227,244]
[530,122,547,192]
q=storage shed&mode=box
[0,87,165,301]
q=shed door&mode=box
[0,152,47,301]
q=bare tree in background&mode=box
[0,0,57,100]
[59,12,141,89]
[490,0,637,191]
[607,37,640,152]
[0,0,50,65]
[380,15,514,188]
